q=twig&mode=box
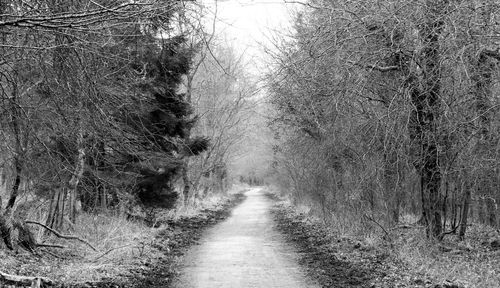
[91,244,134,262]
[25,221,97,251]
[389,224,414,230]
[347,60,400,72]
[40,249,68,260]
[438,225,459,240]
[37,243,66,249]
[363,214,393,244]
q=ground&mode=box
[270,195,500,288]
[172,188,319,288]
[1,186,499,288]
[0,189,246,288]
[129,192,246,288]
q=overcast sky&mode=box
[196,1,303,175]
[200,0,300,73]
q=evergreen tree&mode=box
[115,35,210,209]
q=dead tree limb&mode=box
[0,270,54,287]
[37,243,66,249]
[25,221,97,251]
[347,60,400,72]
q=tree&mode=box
[186,42,255,199]
[267,0,500,239]
[0,0,209,248]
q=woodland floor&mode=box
[2,188,499,288]
[127,192,247,288]
[270,194,500,288]
[0,191,246,288]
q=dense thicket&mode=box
[268,0,500,239]
[0,0,210,249]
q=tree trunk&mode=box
[100,186,107,212]
[478,197,486,224]
[6,156,22,213]
[181,73,194,203]
[68,128,85,223]
[45,188,66,231]
[0,68,24,249]
[384,151,399,224]
[409,0,447,238]
[46,127,85,229]
[486,197,497,227]
[182,163,190,203]
[5,76,23,213]
[0,214,13,250]
[458,182,471,240]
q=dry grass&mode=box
[277,195,500,288]
[161,193,229,220]
[159,184,247,221]
[53,213,156,283]
[279,196,382,238]
[0,211,157,284]
[392,218,500,288]
[0,187,240,285]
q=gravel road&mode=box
[172,188,319,288]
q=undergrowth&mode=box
[276,194,500,288]
[0,186,246,285]
[394,222,500,288]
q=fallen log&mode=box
[0,270,54,287]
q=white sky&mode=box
[200,0,300,74]
[197,0,304,176]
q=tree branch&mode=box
[347,60,400,72]
[0,2,177,29]
[37,243,66,249]
[25,221,97,251]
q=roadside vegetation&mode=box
[1,185,247,287]
[0,1,254,286]
[266,1,500,287]
[2,0,500,287]
[272,194,500,287]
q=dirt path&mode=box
[172,188,319,288]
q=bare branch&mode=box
[25,221,97,252]
[347,60,400,72]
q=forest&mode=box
[0,1,257,286]
[0,0,499,287]
[266,0,500,286]
[269,0,500,239]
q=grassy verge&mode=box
[270,195,500,288]
[0,212,155,286]
[129,190,247,288]
[0,186,247,287]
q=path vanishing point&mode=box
[172,188,319,288]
